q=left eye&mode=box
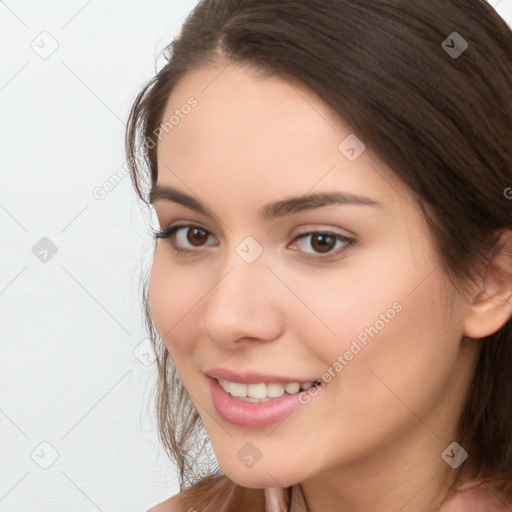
[292,232,353,257]
[153,224,355,259]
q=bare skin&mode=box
[148,62,512,512]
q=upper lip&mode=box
[206,367,318,384]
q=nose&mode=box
[202,255,285,349]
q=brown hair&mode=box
[125,0,512,510]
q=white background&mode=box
[1,1,511,511]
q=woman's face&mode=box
[149,63,478,490]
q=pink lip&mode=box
[208,377,310,428]
[206,367,317,384]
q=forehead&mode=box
[157,64,351,165]
[155,64,411,216]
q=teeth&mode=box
[247,383,268,399]
[238,396,272,403]
[229,382,247,398]
[218,378,316,400]
[284,382,300,394]
[267,383,285,397]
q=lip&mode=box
[208,376,309,428]
[206,367,317,385]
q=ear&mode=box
[463,230,512,339]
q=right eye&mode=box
[152,223,218,254]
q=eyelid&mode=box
[293,224,356,239]
[153,222,217,251]
[153,221,357,261]
[155,219,355,238]
[290,231,355,260]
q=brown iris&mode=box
[187,227,209,246]
[309,233,336,253]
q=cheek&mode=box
[148,250,201,358]
[291,231,462,406]
[148,253,172,334]
[277,242,420,363]
[324,267,463,428]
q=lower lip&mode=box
[209,377,309,428]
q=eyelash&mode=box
[151,223,356,261]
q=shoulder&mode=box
[145,476,226,512]
[145,475,267,512]
[440,477,512,512]
[146,493,184,512]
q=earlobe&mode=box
[463,230,512,339]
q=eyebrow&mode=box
[150,184,384,220]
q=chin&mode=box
[221,464,301,489]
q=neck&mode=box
[289,425,474,512]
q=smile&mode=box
[217,378,322,402]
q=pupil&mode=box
[312,234,335,253]
[188,228,207,246]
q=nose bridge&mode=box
[212,244,270,311]
[216,233,270,297]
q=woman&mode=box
[125,0,512,510]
